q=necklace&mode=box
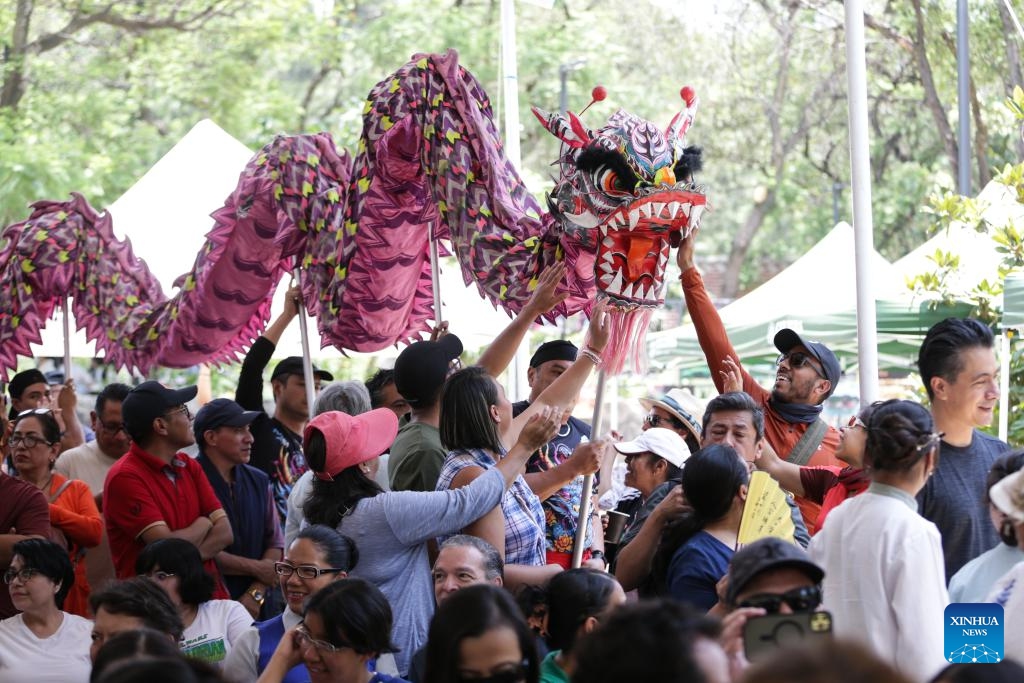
[557,422,571,438]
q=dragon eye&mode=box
[596,167,632,197]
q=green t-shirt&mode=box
[388,421,446,492]
[540,651,570,683]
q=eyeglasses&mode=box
[162,405,192,421]
[274,562,346,580]
[846,416,867,430]
[2,568,41,584]
[457,663,530,683]
[737,585,823,614]
[643,414,681,429]
[777,351,826,379]
[294,624,349,655]
[147,571,176,582]
[98,419,128,435]
[9,434,54,448]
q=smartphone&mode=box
[743,610,833,662]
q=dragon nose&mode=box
[653,167,676,187]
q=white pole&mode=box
[291,269,317,415]
[499,0,531,402]
[429,226,444,327]
[62,298,72,383]
[1000,331,1011,443]
[845,1,880,405]
[572,368,605,569]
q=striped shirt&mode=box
[436,447,546,566]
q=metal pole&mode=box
[571,368,606,569]
[291,269,317,416]
[1000,331,1011,443]
[62,298,72,384]
[429,224,443,326]
[845,0,880,404]
[832,182,843,225]
[957,0,971,195]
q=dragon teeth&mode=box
[602,237,614,248]
[602,251,614,263]
[600,262,614,275]
[607,270,624,296]
[667,201,679,217]
[629,207,640,227]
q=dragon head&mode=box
[532,87,707,311]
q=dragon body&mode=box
[0,49,704,377]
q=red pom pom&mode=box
[591,86,607,102]
[680,86,696,106]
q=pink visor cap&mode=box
[304,408,400,481]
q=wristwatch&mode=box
[590,550,607,567]
[247,586,266,606]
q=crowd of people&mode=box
[0,236,1022,683]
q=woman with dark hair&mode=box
[424,583,540,683]
[258,578,405,683]
[136,538,252,666]
[753,402,877,530]
[948,450,1024,602]
[89,577,185,660]
[224,524,359,683]
[435,304,610,588]
[11,408,102,617]
[0,537,92,681]
[930,660,1024,683]
[809,399,948,681]
[653,444,750,610]
[540,569,625,682]
[90,627,184,683]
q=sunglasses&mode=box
[643,414,683,429]
[737,585,822,614]
[457,663,529,683]
[17,408,53,418]
[846,415,867,430]
[777,351,825,379]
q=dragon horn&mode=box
[531,106,590,149]
[666,86,698,157]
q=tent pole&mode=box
[1000,330,1011,443]
[571,368,605,569]
[291,268,317,416]
[845,0,880,404]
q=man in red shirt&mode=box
[103,381,233,597]
[678,233,843,533]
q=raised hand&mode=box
[524,261,570,317]
[676,226,699,271]
[586,299,611,354]
[720,356,743,393]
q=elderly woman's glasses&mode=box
[3,568,41,584]
[8,434,54,448]
[274,562,345,579]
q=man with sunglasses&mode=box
[678,233,843,533]
[717,537,825,679]
[104,381,233,598]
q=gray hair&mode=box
[439,534,504,581]
[313,381,372,417]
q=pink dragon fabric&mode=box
[0,49,705,378]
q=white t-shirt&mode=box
[0,612,92,682]
[987,563,1024,664]
[54,440,119,496]
[182,599,254,666]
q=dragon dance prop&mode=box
[0,49,706,378]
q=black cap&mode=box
[529,340,578,368]
[122,381,198,436]
[773,328,842,398]
[9,369,48,399]
[271,357,333,383]
[726,538,825,606]
[193,398,261,445]
[394,334,463,407]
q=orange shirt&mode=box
[681,267,842,533]
[47,473,102,617]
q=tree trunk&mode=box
[722,193,775,300]
[1,0,33,109]
[998,0,1024,160]
[910,0,959,180]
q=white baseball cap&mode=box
[613,428,691,468]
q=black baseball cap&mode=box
[394,334,463,407]
[529,340,578,368]
[122,381,198,435]
[725,537,824,606]
[773,328,842,398]
[271,357,333,383]
[193,398,261,444]
[9,369,48,399]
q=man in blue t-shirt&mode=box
[513,340,607,570]
[917,318,1010,581]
